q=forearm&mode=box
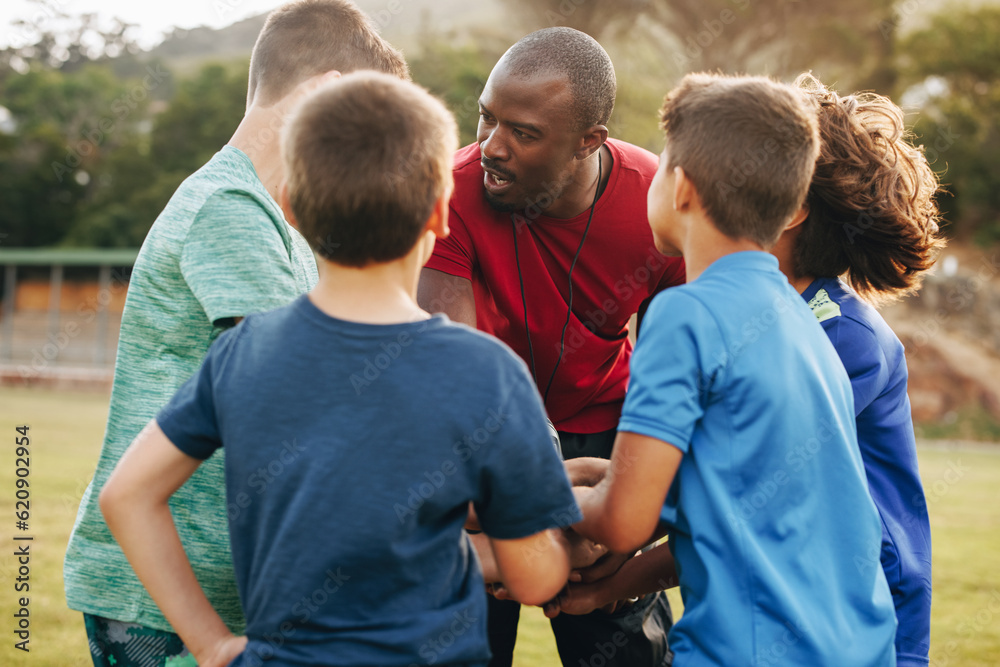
[103,498,234,660]
[492,528,571,606]
[591,542,678,605]
[468,531,501,583]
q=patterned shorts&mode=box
[83,614,197,667]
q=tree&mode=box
[500,0,650,41]
[897,5,1000,242]
[0,65,148,247]
[0,0,142,77]
[638,0,900,92]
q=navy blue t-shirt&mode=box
[157,295,581,667]
[803,277,932,666]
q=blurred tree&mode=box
[0,0,142,77]
[0,65,146,247]
[637,0,900,92]
[67,62,248,247]
[409,39,503,147]
[500,0,650,40]
[149,63,247,174]
[897,5,1000,242]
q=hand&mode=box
[564,528,609,570]
[542,581,622,618]
[197,634,247,667]
[563,458,611,487]
[571,549,635,584]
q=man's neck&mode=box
[545,144,612,219]
[228,103,291,203]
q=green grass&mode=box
[1,386,998,665]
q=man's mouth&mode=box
[481,158,516,193]
[482,164,515,196]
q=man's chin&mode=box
[483,189,520,213]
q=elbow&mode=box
[602,528,647,556]
[506,557,570,607]
[98,478,127,529]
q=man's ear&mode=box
[576,124,609,160]
[279,182,299,230]
[785,204,809,231]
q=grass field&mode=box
[1,386,998,666]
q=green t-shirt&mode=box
[64,146,318,632]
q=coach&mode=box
[417,27,683,667]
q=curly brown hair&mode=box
[793,73,945,304]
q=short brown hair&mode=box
[283,71,457,267]
[793,74,945,303]
[659,73,820,248]
[247,0,409,107]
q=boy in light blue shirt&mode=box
[572,73,897,665]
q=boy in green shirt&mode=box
[63,2,408,664]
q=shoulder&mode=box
[449,144,490,218]
[810,279,902,358]
[607,138,658,180]
[646,285,724,339]
[426,317,534,380]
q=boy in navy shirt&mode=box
[99,72,578,667]
[571,73,898,665]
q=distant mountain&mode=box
[146,0,508,69]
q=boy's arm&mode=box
[99,420,246,667]
[546,541,678,617]
[573,431,682,554]
[489,528,572,606]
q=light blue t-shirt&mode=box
[619,252,896,666]
[157,295,582,666]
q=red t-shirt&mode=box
[426,139,686,433]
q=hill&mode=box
[146,0,507,71]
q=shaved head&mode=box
[499,27,616,130]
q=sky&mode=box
[0,0,283,49]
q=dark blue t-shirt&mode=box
[157,295,581,667]
[803,277,932,666]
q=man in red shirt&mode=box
[418,27,682,667]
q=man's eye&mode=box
[514,129,533,140]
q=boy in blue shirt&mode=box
[770,75,942,666]
[571,73,898,665]
[99,72,578,667]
